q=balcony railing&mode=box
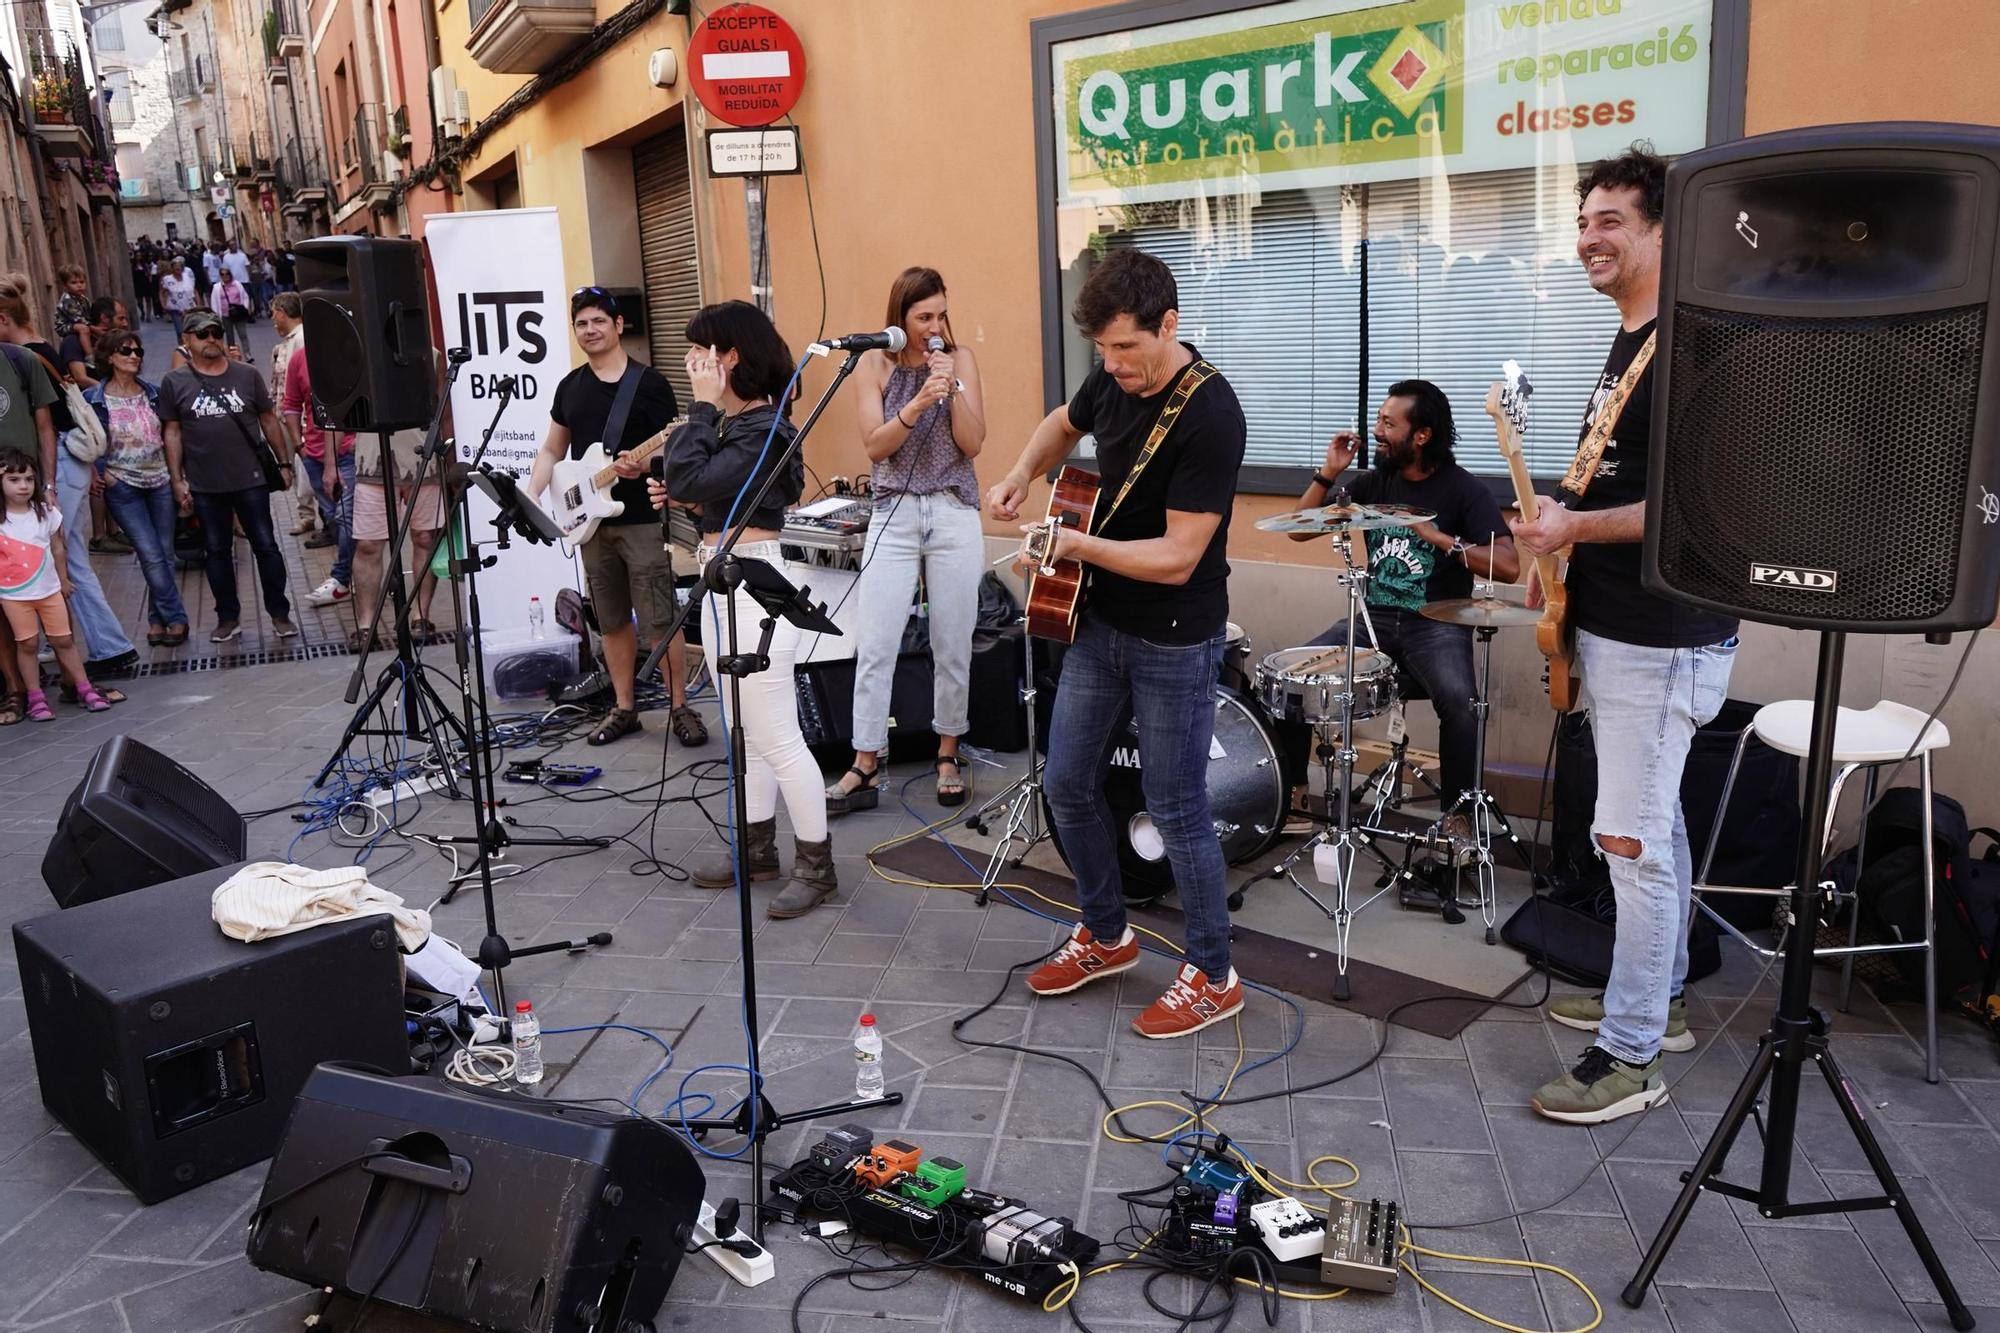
[25,30,97,158]
[270,0,307,57]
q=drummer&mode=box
[1288,380,1518,859]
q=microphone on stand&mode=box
[810,327,907,354]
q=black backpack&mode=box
[1854,789,2000,1009]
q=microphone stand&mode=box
[426,370,611,1002]
[653,345,902,1239]
[314,352,470,792]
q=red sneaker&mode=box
[1026,924,1140,996]
[1131,963,1243,1039]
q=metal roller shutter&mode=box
[633,126,701,407]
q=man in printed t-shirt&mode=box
[1289,380,1518,861]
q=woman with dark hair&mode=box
[85,335,189,646]
[651,300,837,918]
[826,267,987,812]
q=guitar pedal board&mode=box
[1320,1197,1400,1293]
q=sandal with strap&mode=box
[669,705,709,747]
[61,682,124,706]
[25,690,53,723]
[588,707,643,747]
[74,684,113,713]
[935,752,970,807]
[0,692,24,726]
[825,764,882,815]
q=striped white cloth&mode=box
[211,862,430,951]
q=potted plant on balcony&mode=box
[30,71,70,124]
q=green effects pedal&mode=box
[902,1155,968,1206]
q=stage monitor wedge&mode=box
[297,234,436,432]
[41,734,246,908]
[1645,121,2000,632]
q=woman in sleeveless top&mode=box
[827,267,988,812]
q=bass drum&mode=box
[1040,691,1285,908]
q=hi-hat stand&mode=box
[964,618,1051,903]
[1623,632,1972,1330]
[314,359,473,791]
[663,343,903,1238]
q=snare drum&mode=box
[1220,621,1252,696]
[1256,645,1399,726]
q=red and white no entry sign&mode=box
[686,2,806,128]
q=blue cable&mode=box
[540,1022,675,1112]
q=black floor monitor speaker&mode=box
[1645,122,2000,632]
[13,867,410,1203]
[296,234,436,432]
[248,1064,706,1333]
[41,734,247,908]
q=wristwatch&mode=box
[1311,471,1340,490]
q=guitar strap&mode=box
[1560,331,1655,497]
[1089,357,1217,537]
[599,361,645,462]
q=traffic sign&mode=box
[707,126,800,177]
[686,3,804,128]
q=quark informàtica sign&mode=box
[1053,0,1711,206]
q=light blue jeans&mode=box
[1580,629,1736,1064]
[56,448,136,662]
[848,491,985,754]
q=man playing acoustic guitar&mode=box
[1511,145,1741,1125]
[986,248,1249,1040]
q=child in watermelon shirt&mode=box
[0,451,111,719]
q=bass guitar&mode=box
[1019,465,1101,643]
[1485,362,1578,711]
[545,417,688,544]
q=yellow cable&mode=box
[864,816,1607,1332]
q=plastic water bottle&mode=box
[853,1013,884,1098]
[527,596,546,640]
[512,1000,544,1085]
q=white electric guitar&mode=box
[544,416,687,544]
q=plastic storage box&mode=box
[481,627,582,701]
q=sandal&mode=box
[410,618,439,644]
[61,683,124,706]
[25,689,53,722]
[587,707,643,747]
[0,692,23,726]
[74,684,112,713]
[146,626,166,647]
[346,626,379,653]
[669,705,709,747]
[164,623,190,646]
[935,753,969,807]
[824,763,882,815]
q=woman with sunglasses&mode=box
[85,337,189,646]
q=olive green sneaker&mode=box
[1547,993,1696,1053]
[1532,1046,1668,1124]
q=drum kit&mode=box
[969,495,1538,1005]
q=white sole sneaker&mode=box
[1532,1083,1669,1125]
[1548,1009,1698,1053]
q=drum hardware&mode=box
[1253,502,1441,535]
[1415,586,1540,944]
[965,617,1053,903]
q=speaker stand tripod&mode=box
[965,619,1052,904]
[1622,632,1973,1329]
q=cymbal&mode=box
[1420,597,1543,628]
[1254,502,1439,533]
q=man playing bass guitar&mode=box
[986,248,1249,1039]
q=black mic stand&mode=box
[315,353,470,791]
[659,347,902,1238]
[422,369,611,1002]
[1623,632,1972,1328]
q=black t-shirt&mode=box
[58,333,89,377]
[1349,463,1507,610]
[1066,345,1245,644]
[274,251,296,283]
[1564,321,1737,648]
[550,360,680,528]
[26,342,74,433]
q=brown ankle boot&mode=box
[767,835,837,918]
[691,817,780,890]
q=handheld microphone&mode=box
[926,334,962,396]
[813,327,907,353]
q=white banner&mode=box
[425,208,580,635]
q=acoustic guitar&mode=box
[545,416,688,545]
[1019,465,1101,643]
[1485,362,1578,712]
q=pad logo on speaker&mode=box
[1749,564,1838,593]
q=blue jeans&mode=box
[299,449,356,586]
[848,492,984,752]
[191,487,292,623]
[102,479,188,629]
[55,449,136,661]
[1314,607,1479,807]
[1579,629,1736,1064]
[1043,611,1232,979]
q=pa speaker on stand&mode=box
[1625,121,1996,1330]
[296,235,437,432]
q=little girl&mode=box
[0,452,111,719]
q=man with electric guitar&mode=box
[1510,145,1740,1126]
[986,248,1249,1040]
[527,286,704,749]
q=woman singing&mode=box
[825,266,987,813]
[650,301,836,918]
